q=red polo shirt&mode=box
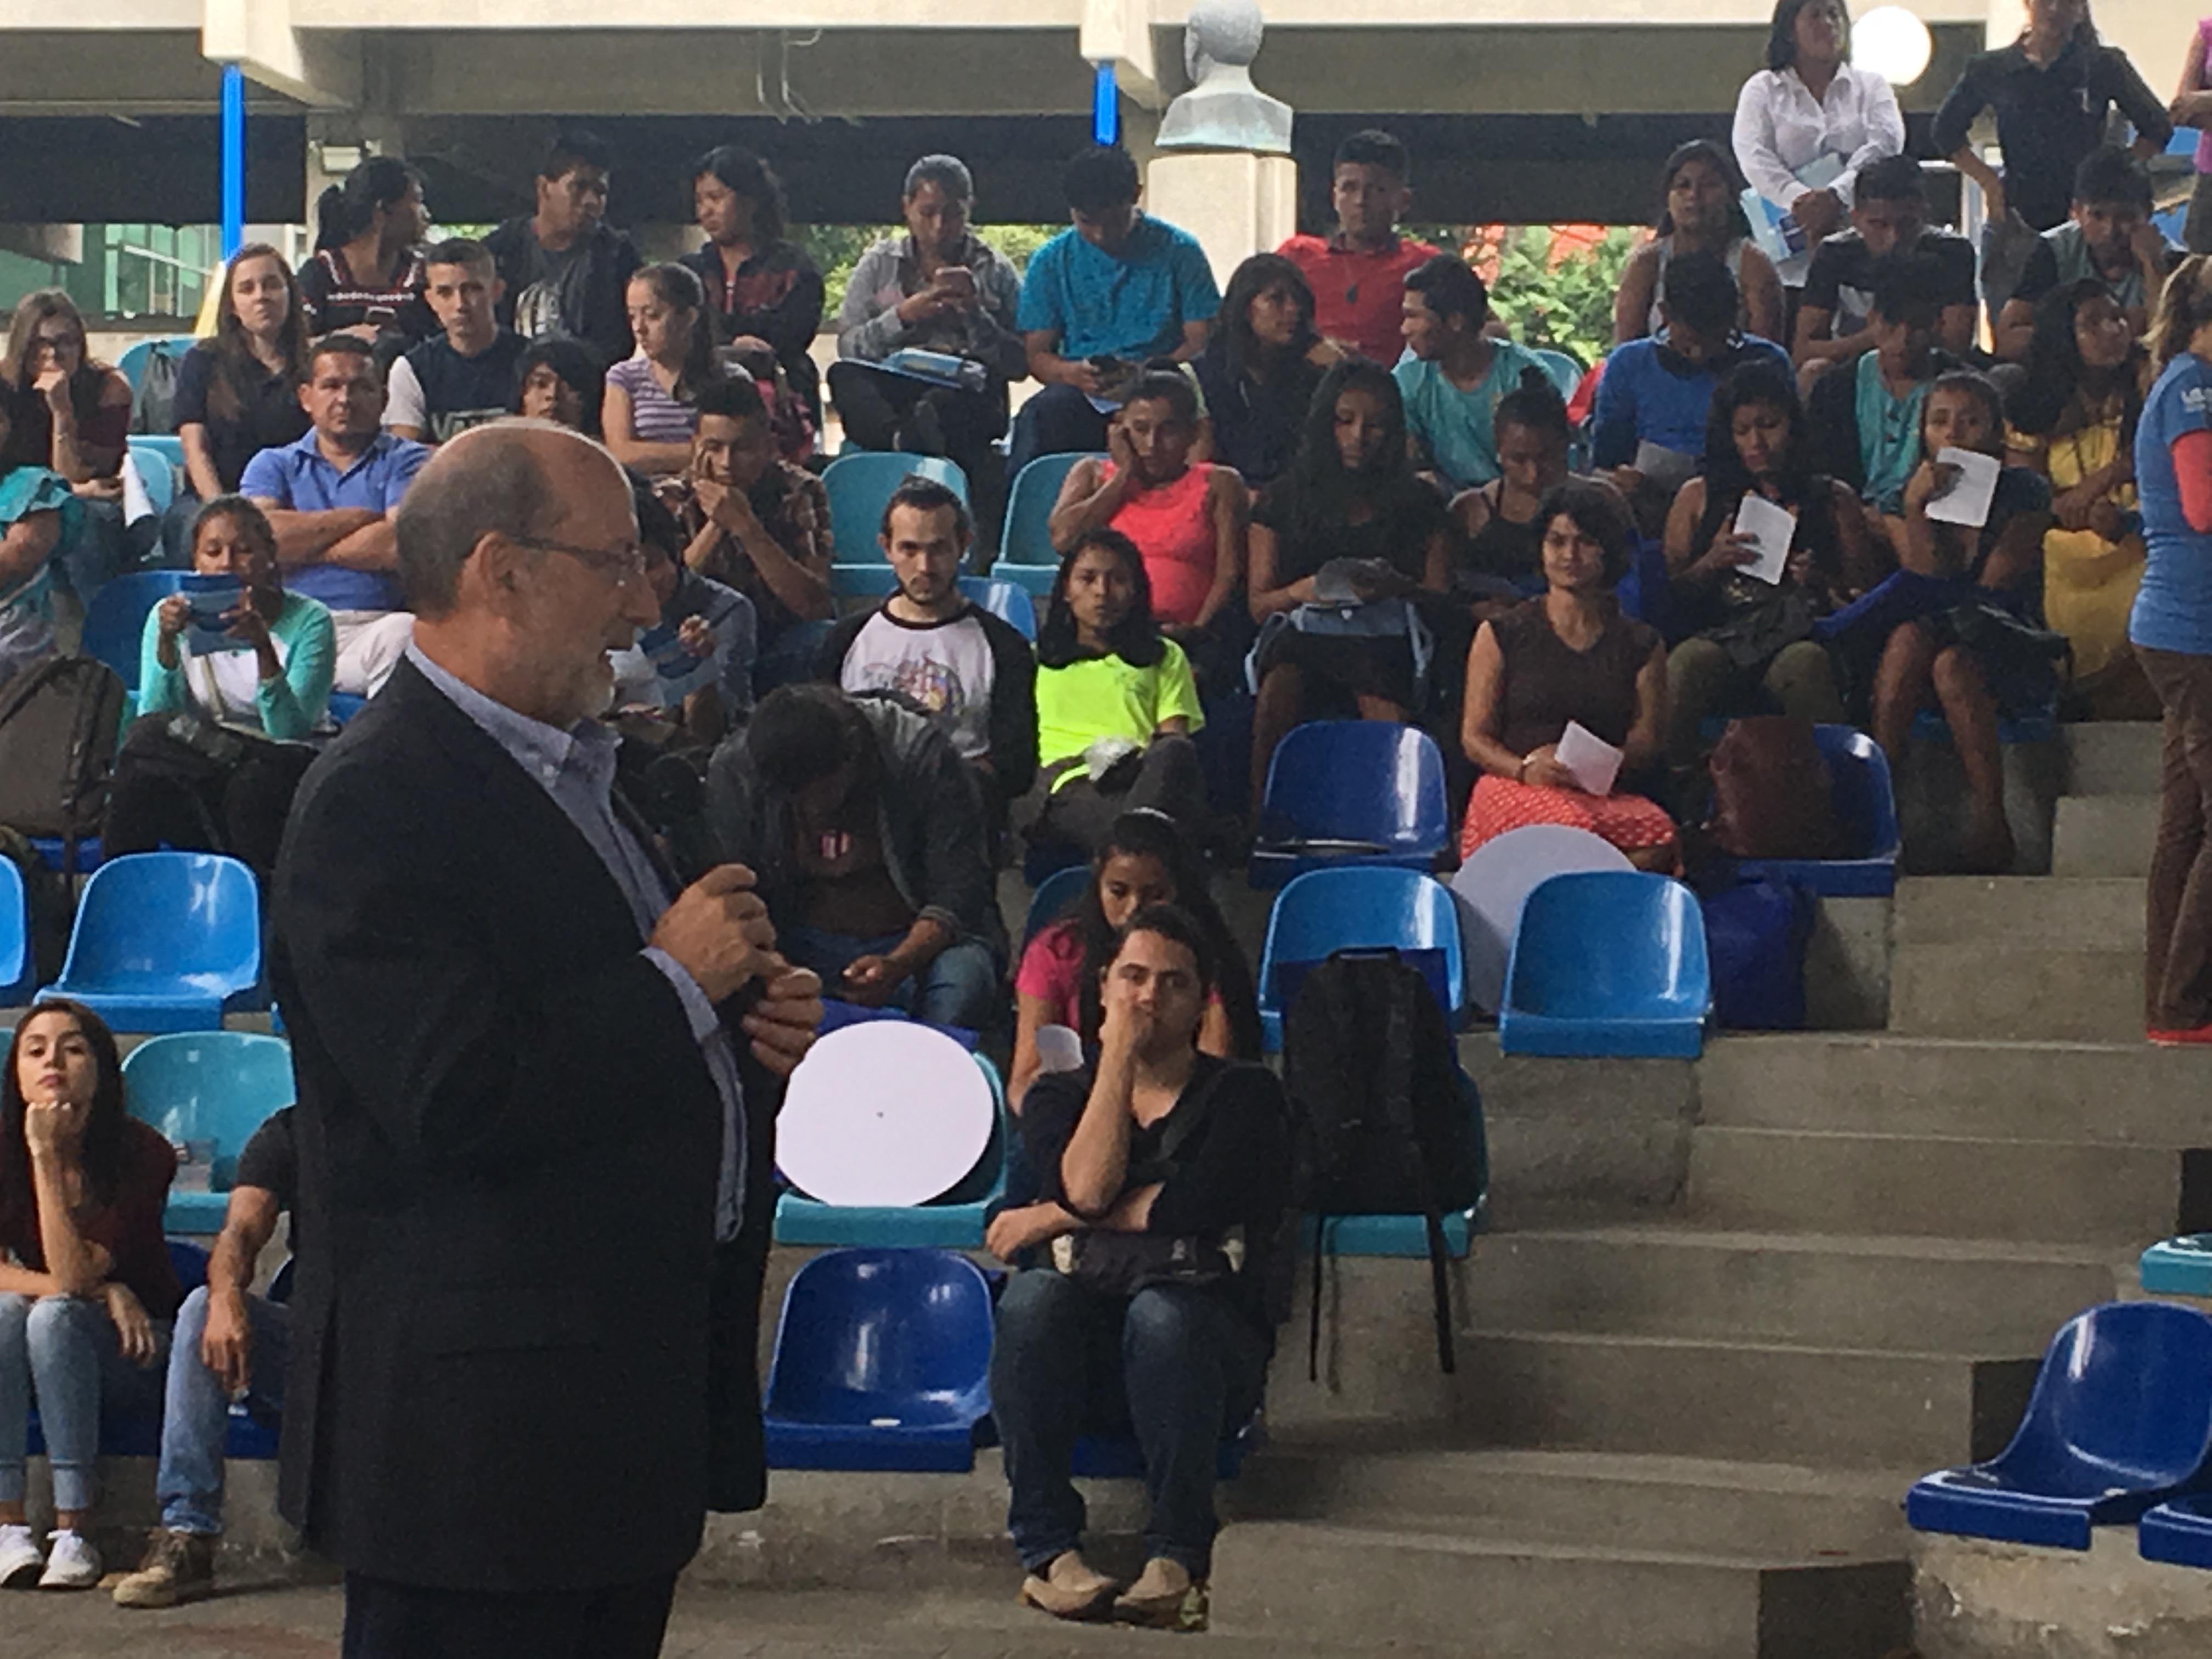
[1277,232,1441,366]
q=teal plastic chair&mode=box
[38,853,264,1033]
[955,575,1037,641]
[82,571,187,691]
[122,1032,294,1232]
[1023,864,1090,946]
[1531,347,1584,400]
[825,453,970,600]
[0,861,28,1005]
[992,453,1096,595]
[116,336,197,396]
[126,438,179,515]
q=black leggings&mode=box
[104,740,314,882]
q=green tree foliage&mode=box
[1479,226,1641,369]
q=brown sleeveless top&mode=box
[1491,598,1660,755]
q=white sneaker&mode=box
[38,1530,100,1590]
[0,1523,41,1588]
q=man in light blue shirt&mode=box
[1392,253,1552,492]
[1009,144,1220,479]
[240,335,428,696]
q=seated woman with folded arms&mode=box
[1460,480,1676,869]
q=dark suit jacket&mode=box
[270,657,774,1592]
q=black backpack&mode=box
[1282,949,1487,1378]
[0,654,126,868]
[127,340,190,436]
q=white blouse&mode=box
[1731,63,1906,286]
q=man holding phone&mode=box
[831,153,1028,538]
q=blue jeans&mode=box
[779,924,1001,1032]
[989,1270,1268,1578]
[0,1293,170,1512]
[157,1286,289,1535]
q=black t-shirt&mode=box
[395,331,529,442]
[171,343,311,494]
[1801,229,1978,334]
[233,1105,300,1255]
[1253,475,1452,588]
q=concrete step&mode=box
[1887,939,2142,1041]
[1468,1223,2120,1353]
[1697,1033,2212,1146]
[1686,1125,2181,1246]
[1890,875,2141,949]
[1454,1328,2031,1470]
[2051,793,2157,878]
[1212,1520,1911,1659]
[2063,719,2162,797]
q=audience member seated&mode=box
[1460,481,1675,868]
[1026,527,1210,857]
[1395,255,1552,492]
[831,153,1026,511]
[509,337,606,437]
[1796,154,1980,384]
[2005,278,2154,712]
[1451,369,1597,610]
[707,682,1003,1031]
[985,904,1288,1630]
[105,496,334,881]
[1997,145,2181,360]
[171,245,312,558]
[110,1107,296,1612]
[1594,251,1792,529]
[665,375,833,687]
[820,477,1036,816]
[2185,24,2212,256]
[682,145,827,424]
[1049,370,1249,684]
[0,1005,179,1593]
[605,263,723,478]
[1662,363,1874,768]
[1731,0,1906,296]
[385,239,528,445]
[0,381,77,687]
[1864,371,2055,872]
[1246,358,1454,806]
[1,290,136,602]
[605,479,755,754]
[485,130,642,373]
[297,157,433,348]
[1192,253,1342,489]
[1277,128,1440,367]
[1010,809,1260,1111]
[240,335,426,697]
[1808,251,1964,549]
[1613,139,1785,347]
[1011,145,1221,479]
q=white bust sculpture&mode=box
[1157,0,1293,156]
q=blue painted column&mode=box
[1092,61,1120,146]
[220,63,245,258]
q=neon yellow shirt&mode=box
[1036,640,1205,789]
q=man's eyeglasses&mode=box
[510,535,650,586]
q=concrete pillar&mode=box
[1144,151,1298,290]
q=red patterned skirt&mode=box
[1460,775,1680,862]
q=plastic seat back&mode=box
[82,571,188,691]
[823,453,969,565]
[123,1031,294,1187]
[1507,873,1707,1020]
[126,440,178,516]
[1990,1302,2212,1498]
[1257,866,1466,1047]
[955,575,1037,641]
[0,859,27,999]
[1256,721,1448,856]
[995,453,1097,577]
[1023,864,1091,946]
[52,853,262,1002]
[1531,347,1584,402]
[1814,724,1898,862]
[765,1248,995,1430]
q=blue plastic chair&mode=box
[0,860,30,1004]
[38,853,264,1033]
[123,1031,295,1232]
[774,1053,1009,1249]
[126,438,178,516]
[992,452,1098,595]
[1908,1301,2212,1550]
[2141,1494,2212,1568]
[2143,1234,2212,1297]
[956,575,1038,641]
[1531,347,1584,402]
[81,570,188,691]
[1305,1064,1489,1257]
[1720,725,1900,899]
[326,692,369,726]
[1250,722,1450,889]
[1023,864,1091,946]
[129,432,186,469]
[823,453,969,563]
[1501,872,1711,1059]
[1913,701,2059,747]
[763,1248,996,1471]
[1256,867,1468,1052]
[115,336,196,396]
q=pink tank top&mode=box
[1105,462,1218,628]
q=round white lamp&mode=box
[1854,6,1933,87]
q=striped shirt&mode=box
[607,354,701,448]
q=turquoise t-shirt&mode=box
[2130,352,2212,657]
[1393,341,1549,490]
[1015,217,1221,362]
[1853,349,1930,517]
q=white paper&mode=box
[1633,441,1697,493]
[1555,721,1623,798]
[121,450,155,527]
[1733,494,1798,586]
[1035,1025,1085,1074]
[1925,447,2001,529]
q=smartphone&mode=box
[936,267,977,296]
[363,304,397,326]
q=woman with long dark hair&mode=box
[0,290,136,601]
[1027,527,1211,857]
[605,263,723,477]
[681,144,826,420]
[0,1002,179,1590]
[1614,140,1785,346]
[1190,252,1342,486]
[297,156,434,344]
